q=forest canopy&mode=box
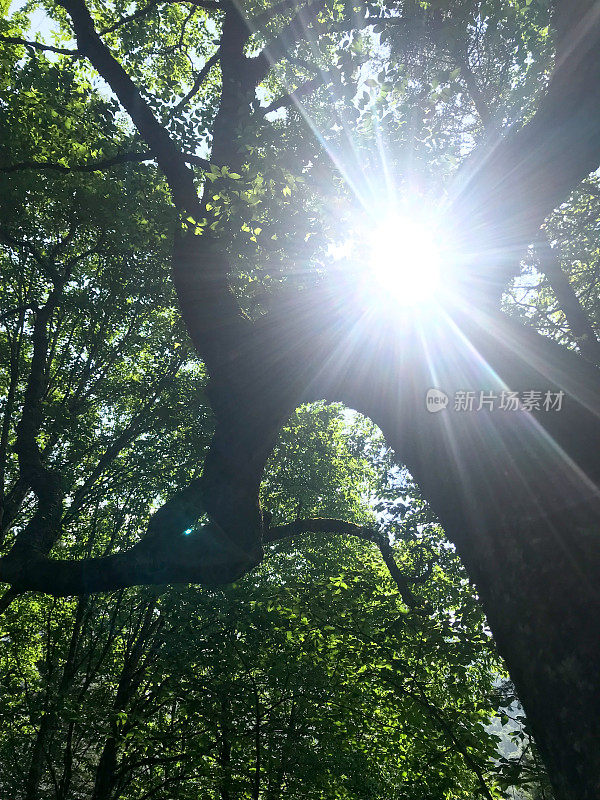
[1,0,600,798]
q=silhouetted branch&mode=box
[262,73,326,114]
[249,0,327,85]
[266,517,416,607]
[99,0,161,35]
[57,0,200,212]
[169,49,220,116]
[0,151,211,174]
[535,240,600,367]
[0,35,78,55]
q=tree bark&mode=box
[306,303,600,800]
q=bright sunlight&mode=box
[368,214,443,305]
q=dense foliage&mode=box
[0,403,546,799]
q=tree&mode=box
[1,0,599,797]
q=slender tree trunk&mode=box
[25,597,88,800]
[24,711,54,800]
[536,241,600,367]
[269,697,296,800]
[218,695,232,800]
[252,686,261,800]
[92,600,161,800]
[92,737,119,800]
[56,721,75,800]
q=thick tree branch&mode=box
[169,3,256,362]
[57,0,200,212]
[0,306,26,534]
[0,479,256,595]
[11,287,65,560]
[451,3,600,302]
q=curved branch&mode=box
[0,509,417,608]
[98,0,162,35]
[169,49,220,117]
[250,0,309,30]
[248,0,327,86]
[265,517,416,607]
[262,73,327,115]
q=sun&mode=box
[368,214,443,305]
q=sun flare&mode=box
[369,215,443,305]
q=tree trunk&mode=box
[24,711,53,800]
[218,694,232,800]
[329,306,600,799]
[233,284,598,798]
[92,737,119,800]
[92,601,160,800]
[25,597,88,800]
[463,505,600,799]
